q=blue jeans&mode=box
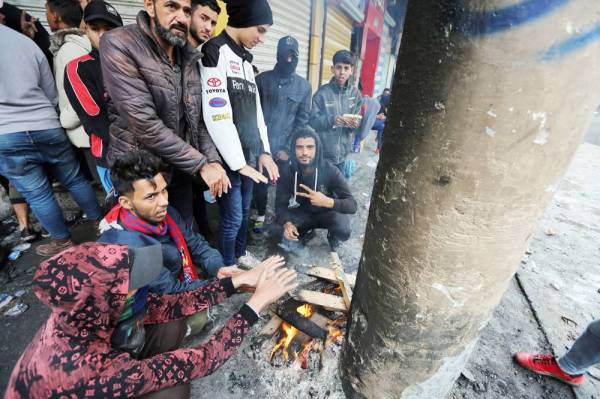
[373,119,385,150]
[217,169,254,266]
[0,129,101,239]
[558,319,600,375]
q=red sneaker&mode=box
[513,352,585,386]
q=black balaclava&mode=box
[223,0,272,28]
[274,35,299,76]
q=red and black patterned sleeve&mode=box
[144,278,236,325]
[46,306,258,398]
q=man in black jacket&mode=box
[253,35,311,233]
[276,127,357,253]
[64,0,122,194]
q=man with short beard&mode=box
[187,0,219,48]
[100,0,229,228]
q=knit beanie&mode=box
[223,0,273,28]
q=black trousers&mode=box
[137,318,190,399]
[167,169,194,228]
[289,208,351,242]
[253,159,288,217]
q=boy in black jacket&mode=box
[276,127,357,253]
[63,0,122,194]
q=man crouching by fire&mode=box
[5,243,296,398]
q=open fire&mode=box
[269,303,344,368]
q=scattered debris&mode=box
[525,248,533,255]
[4,302,28,317]
[8,250,22,261]
[366,161,377,168]
[0,293,14,311]
[550,281,562,291]
[12,243,31,252]
[544,229,556,236]
[13,289,27,298]
[587,366,600,381]
[461,369,476,383]
[560,316,578,326]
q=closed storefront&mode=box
[251,0,312,78]
[373,23,392,97]
[10,0,142,27]
[321,6,353,85]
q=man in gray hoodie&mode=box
[0,24,101,256]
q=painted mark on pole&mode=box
[541,21,600,61]
[456,0,569,36]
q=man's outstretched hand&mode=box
[238,165,268,184]
[245,262,298,314]
[296,184,334,209]
[283,222,299,241]
[200,162,230,198]
[231,256,285,289]
[258,153,279,182]
[216,265,243,279]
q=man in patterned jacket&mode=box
[5,243,296,399]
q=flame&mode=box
[270,304,315,363]
[326,325,343,347]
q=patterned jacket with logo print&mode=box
[199,31,270,171]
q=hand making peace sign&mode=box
[296,184,335,209]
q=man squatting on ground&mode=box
[310,49,362,173]
[100,0,230,228]
[5,242,297,399]
[253,35,312,233]
[200,0,280,267]
[277,128,357,253]
[64,0,123,194]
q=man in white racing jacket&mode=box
[199,0,279,268]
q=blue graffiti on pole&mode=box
[541,22,600,61]
[456,0,569,36]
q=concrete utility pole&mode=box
[340,1,600,397]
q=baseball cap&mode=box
[128,245,163,290]
[84,0,123,27]
[278,36,299,57]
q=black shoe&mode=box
[327,233,340,252]
[19,227,39,243]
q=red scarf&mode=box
[102,205,199,283]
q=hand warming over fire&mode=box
[231,255,285,288]
[245,261,298,315]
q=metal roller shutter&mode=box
[373,24,392,97]
[251,0,311,79]
[321,6,352,85]
[10,0,143,29]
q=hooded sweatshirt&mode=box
[255,43,311,155]
[4,243,258,398]
[275,129,357,225]
[51,28,92,148]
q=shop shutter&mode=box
[10,0,143,28]
[373,24,392,97]
[251,0,312,79]
[321,6,352,85]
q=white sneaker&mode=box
[237,251,261,269]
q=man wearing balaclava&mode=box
[200,0,280,268]
[252,36,312,234]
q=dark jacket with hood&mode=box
[98,206,224,294]
[255,48,311,155]
[100,11,220,175]
[276,129,357,225]
[309,77,361,165]
[5,243,258,399]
